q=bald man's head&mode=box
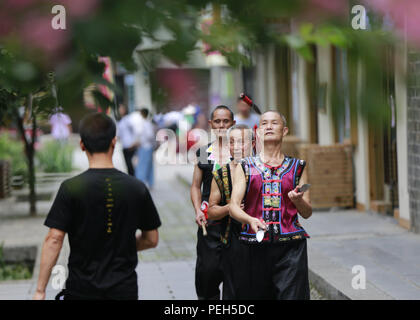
[257,110,289,144]
[259,110,287,127]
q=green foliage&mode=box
[0,133,27,178]
[0,0,407,125]
[0,244,33,281]
[36,140,74,173]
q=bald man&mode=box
[229,111,312,300]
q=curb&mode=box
[308,269,350,300]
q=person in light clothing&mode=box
[135,108,156,189]
[117,104,137,176]
[234,95,260,129]
[49,108,72,142]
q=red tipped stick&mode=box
[239,93,262,115]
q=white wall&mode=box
[353,66,370,209]
[316,45,335,145]
[395,37,410,222]
[297,55,310,142]
[267,45,277,108]
[254,51,267,111]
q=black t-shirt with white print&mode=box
[44,168,161,300]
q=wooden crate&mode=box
[297,143,354,209]
[0,160,11,199]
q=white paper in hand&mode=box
[256,229,264,242]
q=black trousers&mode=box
[55,289,137,300]
[236,239,310,300]
[195,224,223,300]
[123,147,136,176]
[220,232,247,300]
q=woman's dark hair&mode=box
[210,105,234,121]
[79,112,116,153]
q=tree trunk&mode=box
[28,112,37,216]
[13,94,37,216]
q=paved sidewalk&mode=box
[302,210,420,300]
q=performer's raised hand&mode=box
[288,186,312,219]
[288,187,304,203]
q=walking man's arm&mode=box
[136,229,159,251]
[229,164,266,233]
[190,164,206,226]
[33,228,66,300]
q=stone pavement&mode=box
[0,142,324,299]
[301,210,420,300]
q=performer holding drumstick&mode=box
[190,105,235,300]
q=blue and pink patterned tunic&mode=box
[239,155,310,244]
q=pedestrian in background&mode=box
[135,108,156,190]
[129,106,145,141]
[49,107,72,143]
[117,104,136,176]
[234,94,260,129]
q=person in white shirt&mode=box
[129,107,145,140]
[234,95,260,129]
[135,108,156,189]
[117,104,137,176]
[49,108,72,142]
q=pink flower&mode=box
[308,0,348,16]
[19,14,69,57]
[367,0,420,47]
[3,0,38,11]
[59,0,99,18]
[0,13,13,36]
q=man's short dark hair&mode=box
[210,105,234,121]
[79,112,116,153]
[140,108,149,118]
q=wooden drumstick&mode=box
[201,221,208,236]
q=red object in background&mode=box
[240,93,253,106]
[239,93,262,115]
[187,130,199,151]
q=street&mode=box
[0,142,325,299]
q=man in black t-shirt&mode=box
[190,105,235,300]
[33,112,161,300]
